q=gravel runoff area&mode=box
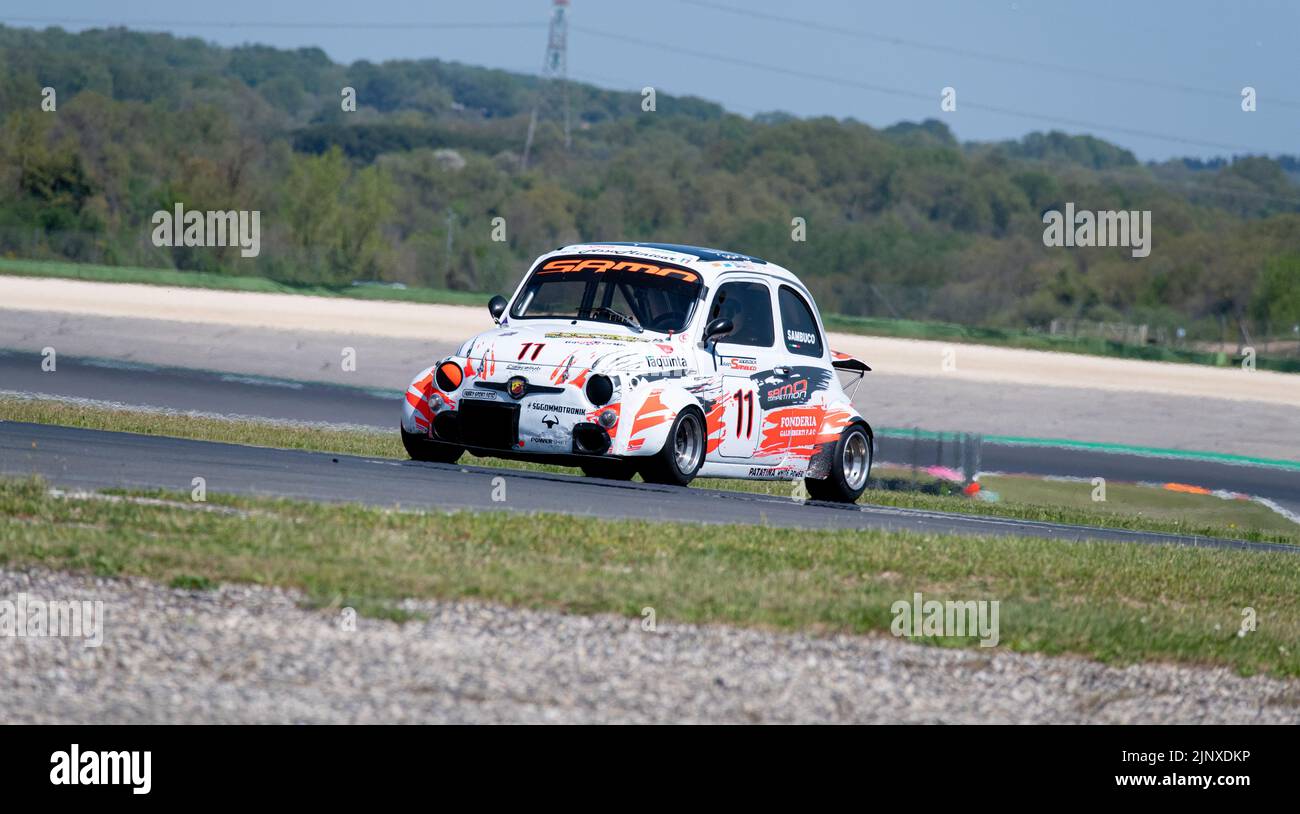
[3,568,1296,724]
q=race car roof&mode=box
[568,242,768,265]
[533,242,816,310]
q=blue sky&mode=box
[7,0,1297,160]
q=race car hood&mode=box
[458,323,697,380]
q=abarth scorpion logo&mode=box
[507,376,528,399]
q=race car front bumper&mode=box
[404,360,622,461]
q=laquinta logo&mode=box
[645,355,688,369]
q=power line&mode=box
[676,0,1300,111]
[570,24,1276,155]
[572,70,1298,209]
[1087,166,1300,210]
[0,16,544,31]
[567,69,768,116]
[4,12,1283,156]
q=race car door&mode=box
[764,284,833,463]
[706,279,781,460]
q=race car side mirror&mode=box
[488,295,508,324]
[704,317,734,344]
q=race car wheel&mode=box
[639,407,705,486]
[579,459,638,481]
[401,427,464,464]
[806,423,871,503]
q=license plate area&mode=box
[458,400,521,450]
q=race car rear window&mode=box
[708,281,774,347]
[778,285,822,357]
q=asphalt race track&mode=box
[4,349,1299,512]
[4,419,1297,552]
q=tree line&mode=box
[1,24,1297,346]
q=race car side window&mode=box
[708,281,774,347]
[778,286,823,357]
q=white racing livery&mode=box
[402,242,874,501]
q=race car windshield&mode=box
[509,256,702,333]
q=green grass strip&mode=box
[2,475,1298,677]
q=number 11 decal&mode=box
[517,342,545,360]
[733,388,754,439]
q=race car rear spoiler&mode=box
[830,350,871,373]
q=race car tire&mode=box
[639,407,705,486]
[579,459,638,480]
[805,423,872,503]
[401,427,464,464]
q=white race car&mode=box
[401,243,874,502]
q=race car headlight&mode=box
[585,374,613,406]
[435,361,463,392]
[597,408,618,429]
